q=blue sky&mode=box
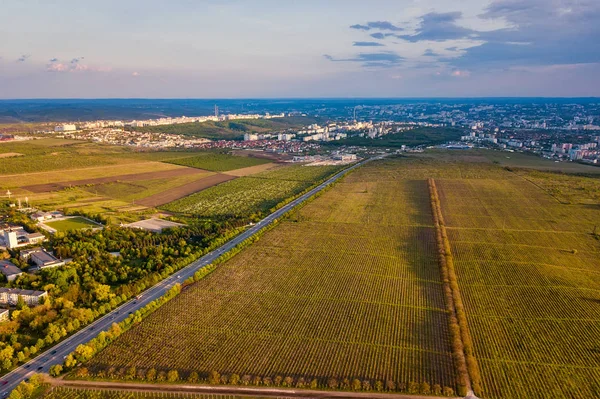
[1,0,599,98]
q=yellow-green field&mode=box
[72,155,600,398]
[45,216,102,231]
[433,166,600,398]
[85,159,458,393]
[0,140,279,221]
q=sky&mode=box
[1,0,599,98]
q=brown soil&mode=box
[136,173,237,207]
[22,167,211,193]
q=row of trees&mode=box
[0,222,232,374]
[76,364,457,396]
[7,373,44,399]
[428,178,482,396]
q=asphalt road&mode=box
[0,157,377,397]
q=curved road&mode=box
[0,157,378,398]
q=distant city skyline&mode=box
[1,0,599,98]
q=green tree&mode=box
[188,371,199,383]
[208,370,220,384]
[49,364,63,377]
[167,369,179,382]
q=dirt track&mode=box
[52,378,454,399]
[136,173,237,207]
[22,167,210,193]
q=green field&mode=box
[131,116,322,140]
[419,148,600,175]
[0,140,197,175]
[166,153,271,172]
[42,387,284,399]
[85,159,458,394]
[45,216,102,231]
[163,166,343,218]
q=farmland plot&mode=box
[437,173,600,399]
[86,159,458,392]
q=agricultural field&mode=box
[166,153,271,172]
[163,165,344,218]
[85,159,458,393]
[432,162,600,399]
[0,140,288,221]
[44,216,102,231]
[42,387,285,399]
[0,139,196,175]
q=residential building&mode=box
[0,260,23,282]
[54,124,77,132]
[0,288,47,306]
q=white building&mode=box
[4,230,18,249]
[2,228,45,249]
[277,133,295,141]
[54,124,77,132]
[0,309,8,322]
[0,288,47,306]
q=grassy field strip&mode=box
[166,154,271,172]
[452,259,600,279]
[428,178,480,397]
[1,162,186,188]
[222,163,277,177]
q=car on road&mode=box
[37,366,43,371]
[25,364,30,369]
[51,350,57,355]
[0,381,7,386]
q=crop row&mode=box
[163,166,343,217]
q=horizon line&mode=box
[1,96,599,101]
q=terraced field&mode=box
[85,159,458,393]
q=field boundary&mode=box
[49,378,459,399]
[21,167,210,193]
[428,178,482,398]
